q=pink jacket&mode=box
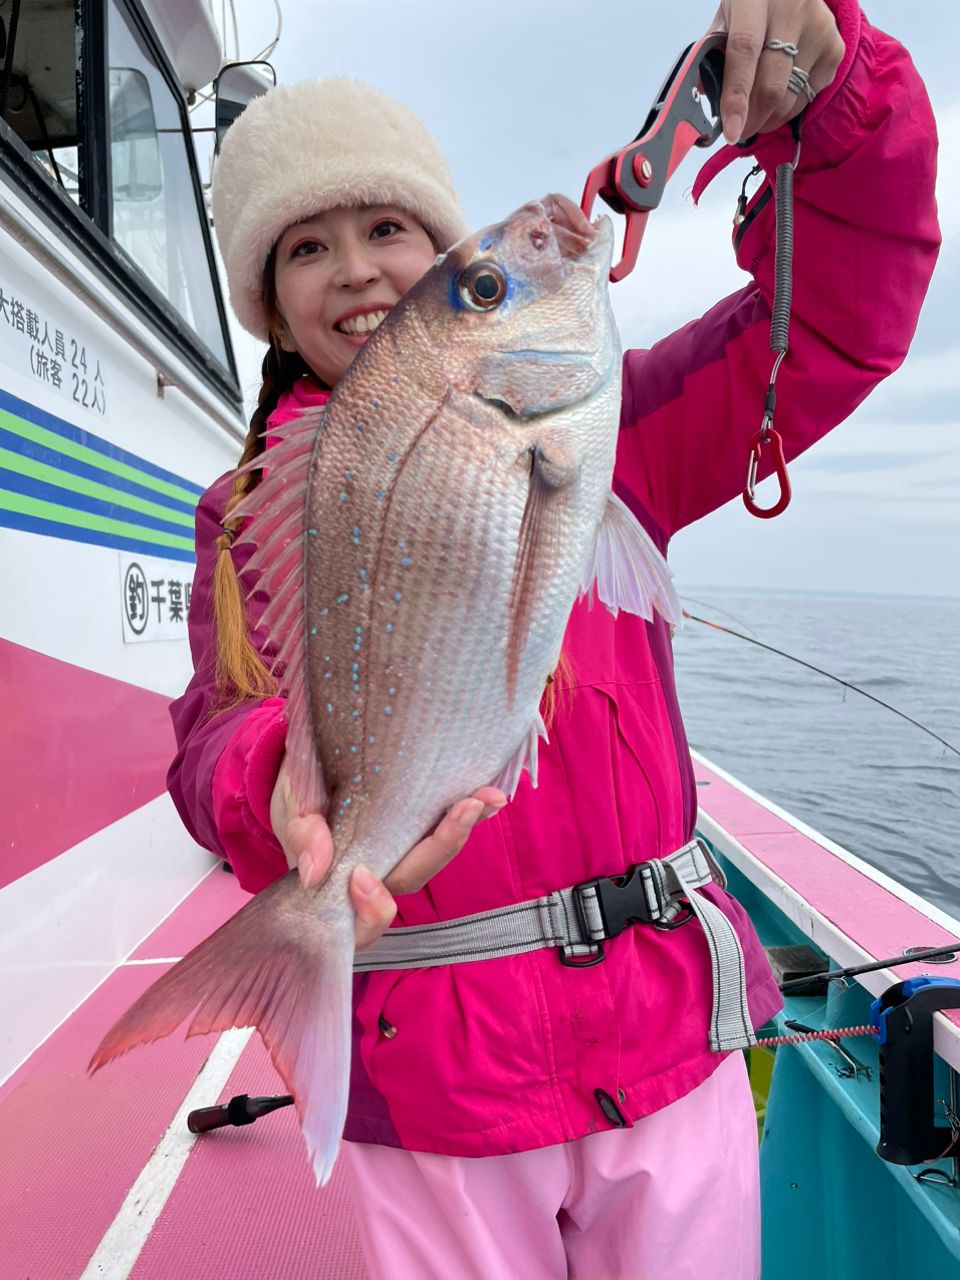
[168,0,940,1158]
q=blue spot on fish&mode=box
[368,736,376,744]
[376,489,385,500]
[326,703,333,712]
[384,706,393,716]
[352,710,360,718]
[339,492,348,502]
[310,626,317,636]
[372,400,380,409]
[308,528,318,537]
[344,470,353,480]
[393,592,402,602]
[359,568,368,581]
[337,594,349,604]
[374,764,382,774]
[391,374,399,383]
[388,451,397,463]
[401,557,410,568]
[355,422,366,432]
[350,745,358,753]
[385,623,394,633]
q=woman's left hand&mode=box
[709,0,846,143]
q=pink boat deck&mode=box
[3,759,958,1279]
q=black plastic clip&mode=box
[580,865,659,938]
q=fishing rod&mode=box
[682,608,960,761]
[779,942,960,994]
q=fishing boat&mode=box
[2,3,957,1278]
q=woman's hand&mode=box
[270,758,506,950]
[709,0,845,143]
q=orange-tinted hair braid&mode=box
[212,252,313,702]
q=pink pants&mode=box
[341,1051,760,1280]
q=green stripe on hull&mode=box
[0,448,194,528]
[0,490,195,553]
[0,408,200,506]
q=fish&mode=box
[89,193,681,1184]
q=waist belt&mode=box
[355,838,756,1052]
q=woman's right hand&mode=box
[270,758,506,950]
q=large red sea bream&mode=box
[90,194,680,1182]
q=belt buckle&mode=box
[579,865,658,940]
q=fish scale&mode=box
[89,193,681,1186]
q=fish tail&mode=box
[89,870,356,1186]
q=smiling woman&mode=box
[271,207,437,388]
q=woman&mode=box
[168,0,940,1274]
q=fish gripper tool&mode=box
[580,32,726,282]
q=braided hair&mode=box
[212,250,314,703]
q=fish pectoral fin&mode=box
[490,710,549,797]
[474,351,606,418]
[507,444,578,703]
[89,871,354,1187]
[581,492,681,624]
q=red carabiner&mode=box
[743,427,791,518]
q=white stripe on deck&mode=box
[79,1027,255,1280]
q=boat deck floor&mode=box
[3,756,959,1279]
[1,867,369,1280]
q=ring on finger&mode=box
[788,66,817,103]
[763,39,800,57]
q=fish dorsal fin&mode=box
[581,492,681,625]
[490,710,549,797]
[232,409,327,815]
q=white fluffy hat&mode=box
[211,78,470,340]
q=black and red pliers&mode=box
[581,32,793,519]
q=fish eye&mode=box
[458,262,507,311]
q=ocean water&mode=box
[672,591,960,920]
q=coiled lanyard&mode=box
[742,114,803,518]
[580,33,803,520]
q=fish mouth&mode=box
[539,193,604,262]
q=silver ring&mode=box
[788,66,817,103]
[763,39,800,57]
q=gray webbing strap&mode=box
[355,839,756,1051]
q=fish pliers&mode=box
[581,31,797,519]
[580,32,727,283]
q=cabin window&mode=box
[0,1,82,207]
[107,0,229,365]
[0,1,238,406]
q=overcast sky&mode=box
[219,0,957,600]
